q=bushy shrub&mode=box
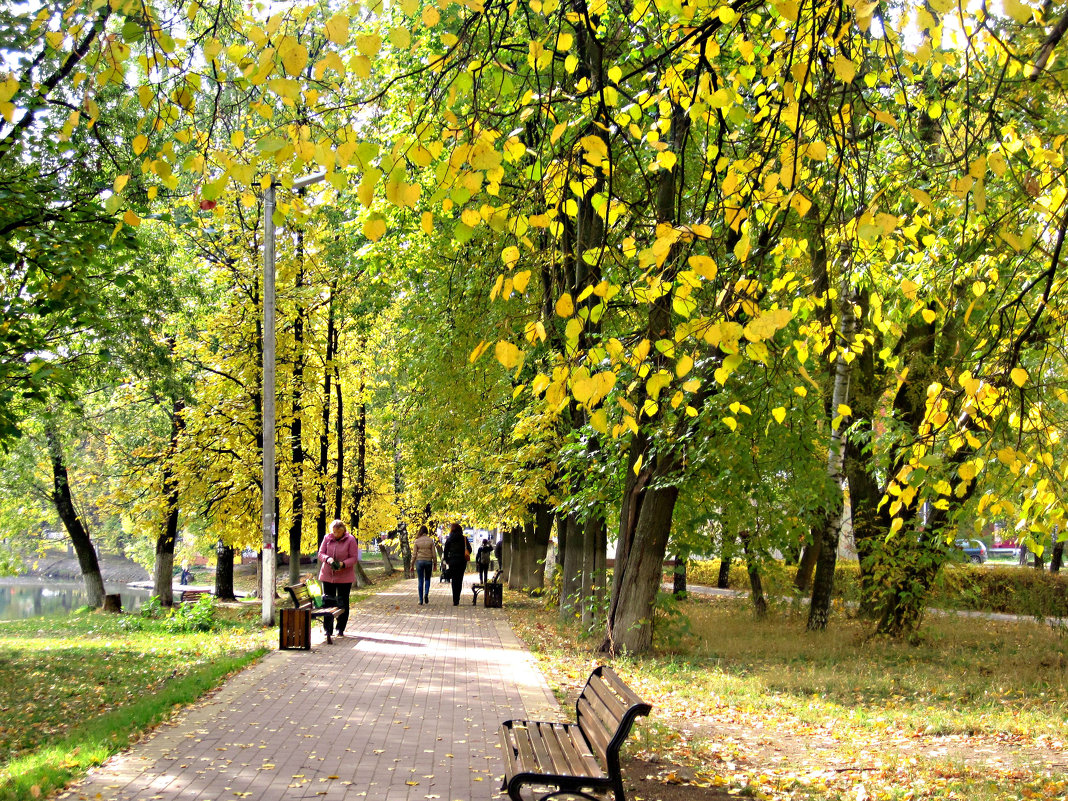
[166,593,217,632]
[686,559,1068,618]
[137,593,218,632]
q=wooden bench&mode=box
[283,582,344,646]
[471,570,502,605]
[499,665,651,801]
[179,589,212,604]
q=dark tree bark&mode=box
[154,396,184,606]
[717,547,732,590]
[739,530,767,618]
[288,243,307,587]
[794,538,819,593]
[44,417,105,608]
[334,360,344,519]
[1051,534,1064,573]
[215,543,237,600]
[672,553,687,597]
[316,285,337,550]
[580,513,606,627]
[559,514,583,619]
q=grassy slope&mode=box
[507,591,1068,801]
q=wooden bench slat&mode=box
[577,696,612,764]
[588,673,629,723]
[499,722,521,784]
[555,723,602,779]
[513,724,539,780]
[527,722,559,777]
[600,666,646,709]
[539,723,575,777]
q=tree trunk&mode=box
[672,553,687,597]
[794,537,820,593]
[380,542,396,574]
[154,396,184,606]
[215,543,237,600]
[353,558,372,588]
[317,286,337,550]
[739,530,767,618]
[808,288,856,631]
[288,248,306,588]
[335,373,344,519]
[601,449,680,655]
[559,514,582,619]
[717,538,732,589]
[45,418,105,608]
[1051,535,1064,573]
[580,514,605,627]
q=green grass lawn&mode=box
[507,590,1068,801]
[0,604,271,801]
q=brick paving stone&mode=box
[62,574,559,801]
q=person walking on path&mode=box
[475,538,493,584]
[318,519,359,639]
[442,523,470,606]
[494,538,503,571]
[412,525,438,605]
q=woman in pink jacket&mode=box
[318,520,359,639]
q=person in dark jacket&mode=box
[475,539,493,584]
[442,523,470,606]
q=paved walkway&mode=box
[64,574,559,801]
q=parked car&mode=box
[955,539,988,564]
[988,538,1020,559]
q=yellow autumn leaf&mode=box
[833,54,856,83]
[723,416,737,431]
[495,340,521,369]
[421,211,433,234]
[469,341,489,363]
[363,217,386,241]
[958,462,977,481]
[502,245,520,269]
[688,255,717,279]
[356,34,381,58]
[325,13,349,44]
[132,134,148,155]
[113,174,129,193]
[590,408,608,434]
[656,151,677,170]
[676,354,693,377]
[389,26,411,49]
[772,407,786,424]
[555,293,574,317]
[513,270,531,293]
[123,209,141,227]
[422,6,440,25]
[1010,367,1028,387]
[921,308,937,324]
[1002,0,1032,23]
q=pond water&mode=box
[0,579,154,620]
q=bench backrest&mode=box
[285,583,313,609]
[575,666,652,778]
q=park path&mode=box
[61,574,559,801]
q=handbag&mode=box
[441,565,452,580]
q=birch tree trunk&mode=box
[807,290,856,631]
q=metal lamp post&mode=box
[261,171,326,627]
